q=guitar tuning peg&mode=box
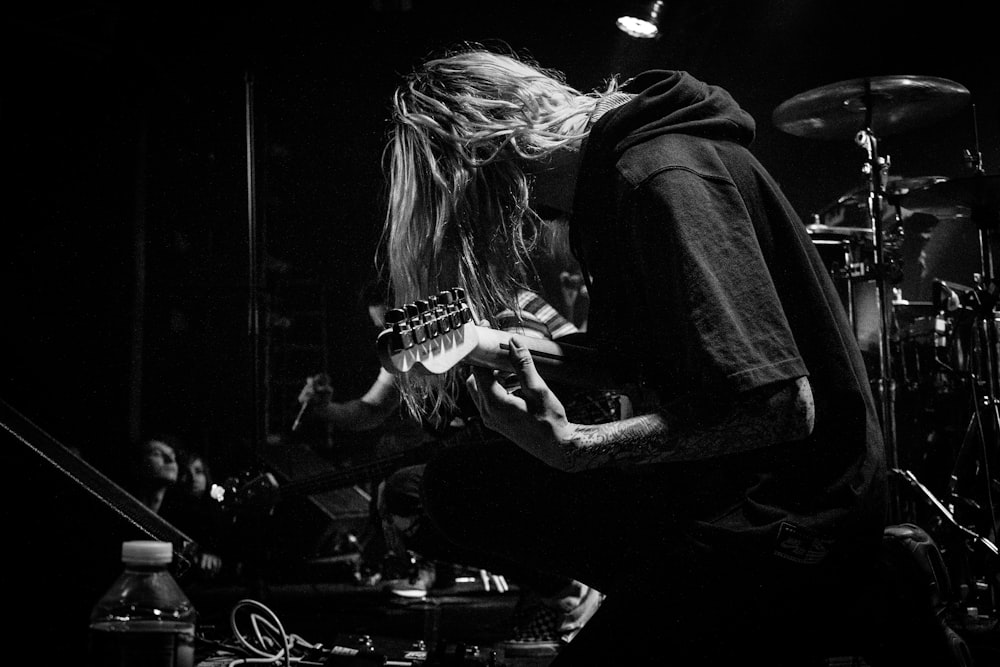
[441,289,464,328]
[384,308,413,351]
[431,292,451,333]
[385,308,406,326]
[403,303,428,344]
[451,287,473,324]
[414,299,440,338]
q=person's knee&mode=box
[381,464,424,518]
[423,443,522,504]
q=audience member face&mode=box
[142,439,178,486]
[184,456,209,496]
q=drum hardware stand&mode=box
[893,467,999,623]
[894,468,999,558]
[949,196,1000,621]
[903,136,1000,623]
[770,71,992,621]
[855,124,902,521]
[947,133,1000,533]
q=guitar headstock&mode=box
[376,287,479,376]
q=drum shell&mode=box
[808,230,881,375]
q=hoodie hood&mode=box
[596,70,755,156]
[569,71,756,291]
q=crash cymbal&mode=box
[773,75,970,140]
[898,173,1000,212]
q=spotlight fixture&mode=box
[616,0,665,39]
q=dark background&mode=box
[1,2,997,660]
[2,0,997,486]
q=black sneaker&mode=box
[500,581,604,656]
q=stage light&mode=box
[616,1,665,39]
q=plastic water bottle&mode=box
[87,540,197,667]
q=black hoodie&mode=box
[571,70,887,565]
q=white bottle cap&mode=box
[121,540,173,565]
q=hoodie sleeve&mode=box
[618,162,808,398]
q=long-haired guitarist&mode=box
[380,45,889,664]
[297,276,605,646]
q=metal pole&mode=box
[245,69,265,455]
[856,123,900,521]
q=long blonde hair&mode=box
[382,44,616,420]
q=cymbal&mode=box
[818,175,968,223]
[898,173,1000,212]
[887,176,971,220]
[830,175,949,206]
[773,75,970,140]
[886,175,950,199]
[805,223,873,238]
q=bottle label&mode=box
[88,620,195,667]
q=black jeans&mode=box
[381,461,572,596]
[421,440,885,664]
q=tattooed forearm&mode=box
[561,413,669,469]
[559,376,815,472]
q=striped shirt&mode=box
[495,290,578,341]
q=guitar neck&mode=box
[276,448,427,498]
[219,425,508,513]
[466,327,618,392]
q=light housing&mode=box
[616,1,665,39]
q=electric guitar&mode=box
[375,287,622,393]
[215,288,634,514]
[213,388,629,514]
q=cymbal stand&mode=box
[945,169,1000,619]
[961,103,997,404]
[924,117,1000,621]
[855,125,901,520]
[967,107,999,408]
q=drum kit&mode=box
[774,75,1000,621]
